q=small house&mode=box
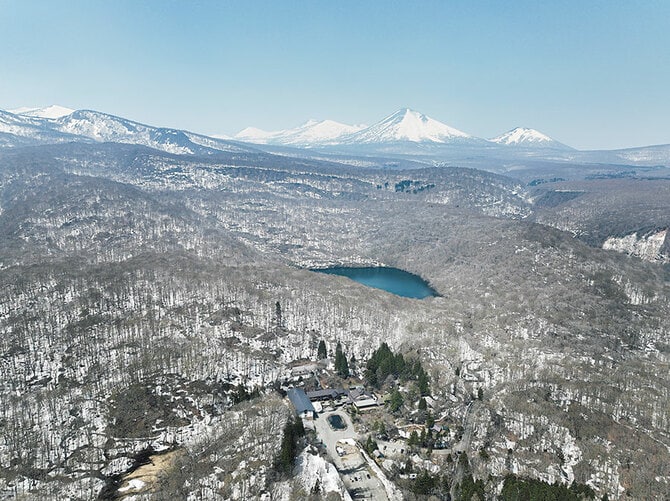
[348,388,379,409]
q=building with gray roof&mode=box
[287,388,316,419]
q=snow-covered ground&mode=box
[295,449,352,500]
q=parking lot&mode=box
[314,411,389,500]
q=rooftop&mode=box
[306,388,346,400]
[287,388,315,414]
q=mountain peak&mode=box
[300,119,321,128]
[398,107,421,116]
[235,126,274,141]
[490,127,572,149]
[10,104,75,119]
[388,108,429,123]
[343,108,471,143]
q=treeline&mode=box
[399,469,483,499]
[500,475,596,500]
[404,456,599,500]
[408,470,451,497]
[365,343,429,395]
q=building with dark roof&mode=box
[306,388,346,402]
[287,388,316,419]
[348,388,379,409]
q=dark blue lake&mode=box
[313,266,438,299]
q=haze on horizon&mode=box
[1,0,669,150]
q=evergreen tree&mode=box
[413,471,437,495]
[364,435,378,454]
[388,389,403,412]
[458,452,471,474]
[365,343,429,394]
[335,341,349,377]
[317,339,327,359]
[274,418,305,476]
[500,474,596,500]
[340,354,349,377]
[293,415,305,437]
[418,368,430,396]
[275,421,297,475]
[458,473,485,501]
[274,301,283,329]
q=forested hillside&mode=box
[0,144,668,499]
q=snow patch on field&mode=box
[295,449,351,499]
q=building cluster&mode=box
[287,386,380,419]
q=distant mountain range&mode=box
[1,105,669,170]
[234,108,571,149]
[236,119,366,146]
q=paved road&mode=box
[454,400,481,453]
[450,400,482,500]
[314,411,389,501]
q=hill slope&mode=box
[0,143,668,499]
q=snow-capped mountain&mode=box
[10,104,75,119]
[235,119,366,146]
[56,110,200,155]
[341,108,472,144]
[0,109,82,147]
[0,109,48,135]
[490,127,572,149]
[0,108,252,155]
[8,104,670,168]
[235,127,275,143]
[234,109,475,147]
[56,110,256,154]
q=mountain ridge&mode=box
[234,108,568,149]
[9,104,75,119]
[0,107,254,155]
[235,118,366,146]
[3,105,670,169]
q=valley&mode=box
[0,108,668,500]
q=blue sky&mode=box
[1,0,669,149]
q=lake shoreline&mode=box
[311,266,439,299]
